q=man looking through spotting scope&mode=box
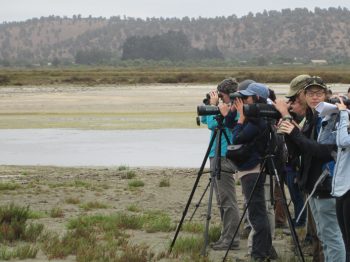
[200,78,241,250]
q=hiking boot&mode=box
[209,239,222,247]
[211,240,240,250]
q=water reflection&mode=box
[0,129,210,167]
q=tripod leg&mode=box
[169,129,217,253]
[189,180,211,221]
[268,157,305,262]
[201,172,216,255]
[202,127,223,255]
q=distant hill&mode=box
[1,7,350,65]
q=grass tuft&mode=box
[126,204,141,212]
[79,201,108,211]
[159,178,170,187]
[128,180,145,188]
[0,182,20,191]
[50,207,64,218]
[171,236,204,255]
[143,211,174,233]
[65,197,81,205]
[0,203,30,242]
[118,165,129,171]
[182,222,204,233]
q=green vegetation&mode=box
[0,204,43,259]
[143,211,174,233]
[118,165,129,171]
[126,204,141,212]
[49,207,64,218]
[2,66,350,86]
[128,180,145,188]
[0,182,20,191]
[65,197,81,205]
[171,236,204,256]
[0,245,38,260]
[159,178,170,187]
[79,201,108,211]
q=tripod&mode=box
[169,114,231,255]
[223,120,305,262]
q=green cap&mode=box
[286,74,311,98]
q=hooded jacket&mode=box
[332,110,350,197]
[286,108,336,196]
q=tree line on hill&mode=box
[1,7,350,66]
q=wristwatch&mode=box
[282,115,293,122]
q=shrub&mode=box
[128,180,144,188]
[159,178,170,187]
[0,204,30,242]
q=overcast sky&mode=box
[1,0,350,23]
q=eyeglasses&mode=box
[305,76,326,87]
[305,90,326,97]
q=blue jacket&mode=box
[332,111,350,197]
[201,115,233,158]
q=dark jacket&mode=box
[286,108,335,197]
[232,118,268,171]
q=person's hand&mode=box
[209,91,219,106]
[336,96,347,111]
[219,103,230,117]
[278,121,295,135]
[234,98,245,123]
[273,98,290,117]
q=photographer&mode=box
[228,83,272,261]
[275,76,346,262]
[334,97,350,262]
[200,78,241,250]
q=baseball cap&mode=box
[303,76,327,90]
[238,79,256,91]
[238,83,269,99]
[286,74,311,98]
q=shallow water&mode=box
[0,129,212,167]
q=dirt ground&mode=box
[0,165,301,262]
[0,83,334,261]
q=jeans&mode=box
[309,197,346,262]
[241,172,272,260]
[286,169,306,226]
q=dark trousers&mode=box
[241,172,272,260]
[336,190,350,262]
[286,170,306,226]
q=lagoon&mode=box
[0,128,211,168]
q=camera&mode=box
[203,92,223,105]
[243,103,281,119]
[328,97,350,107]
[197,105,220,116]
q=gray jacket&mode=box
[332,110,350,197]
